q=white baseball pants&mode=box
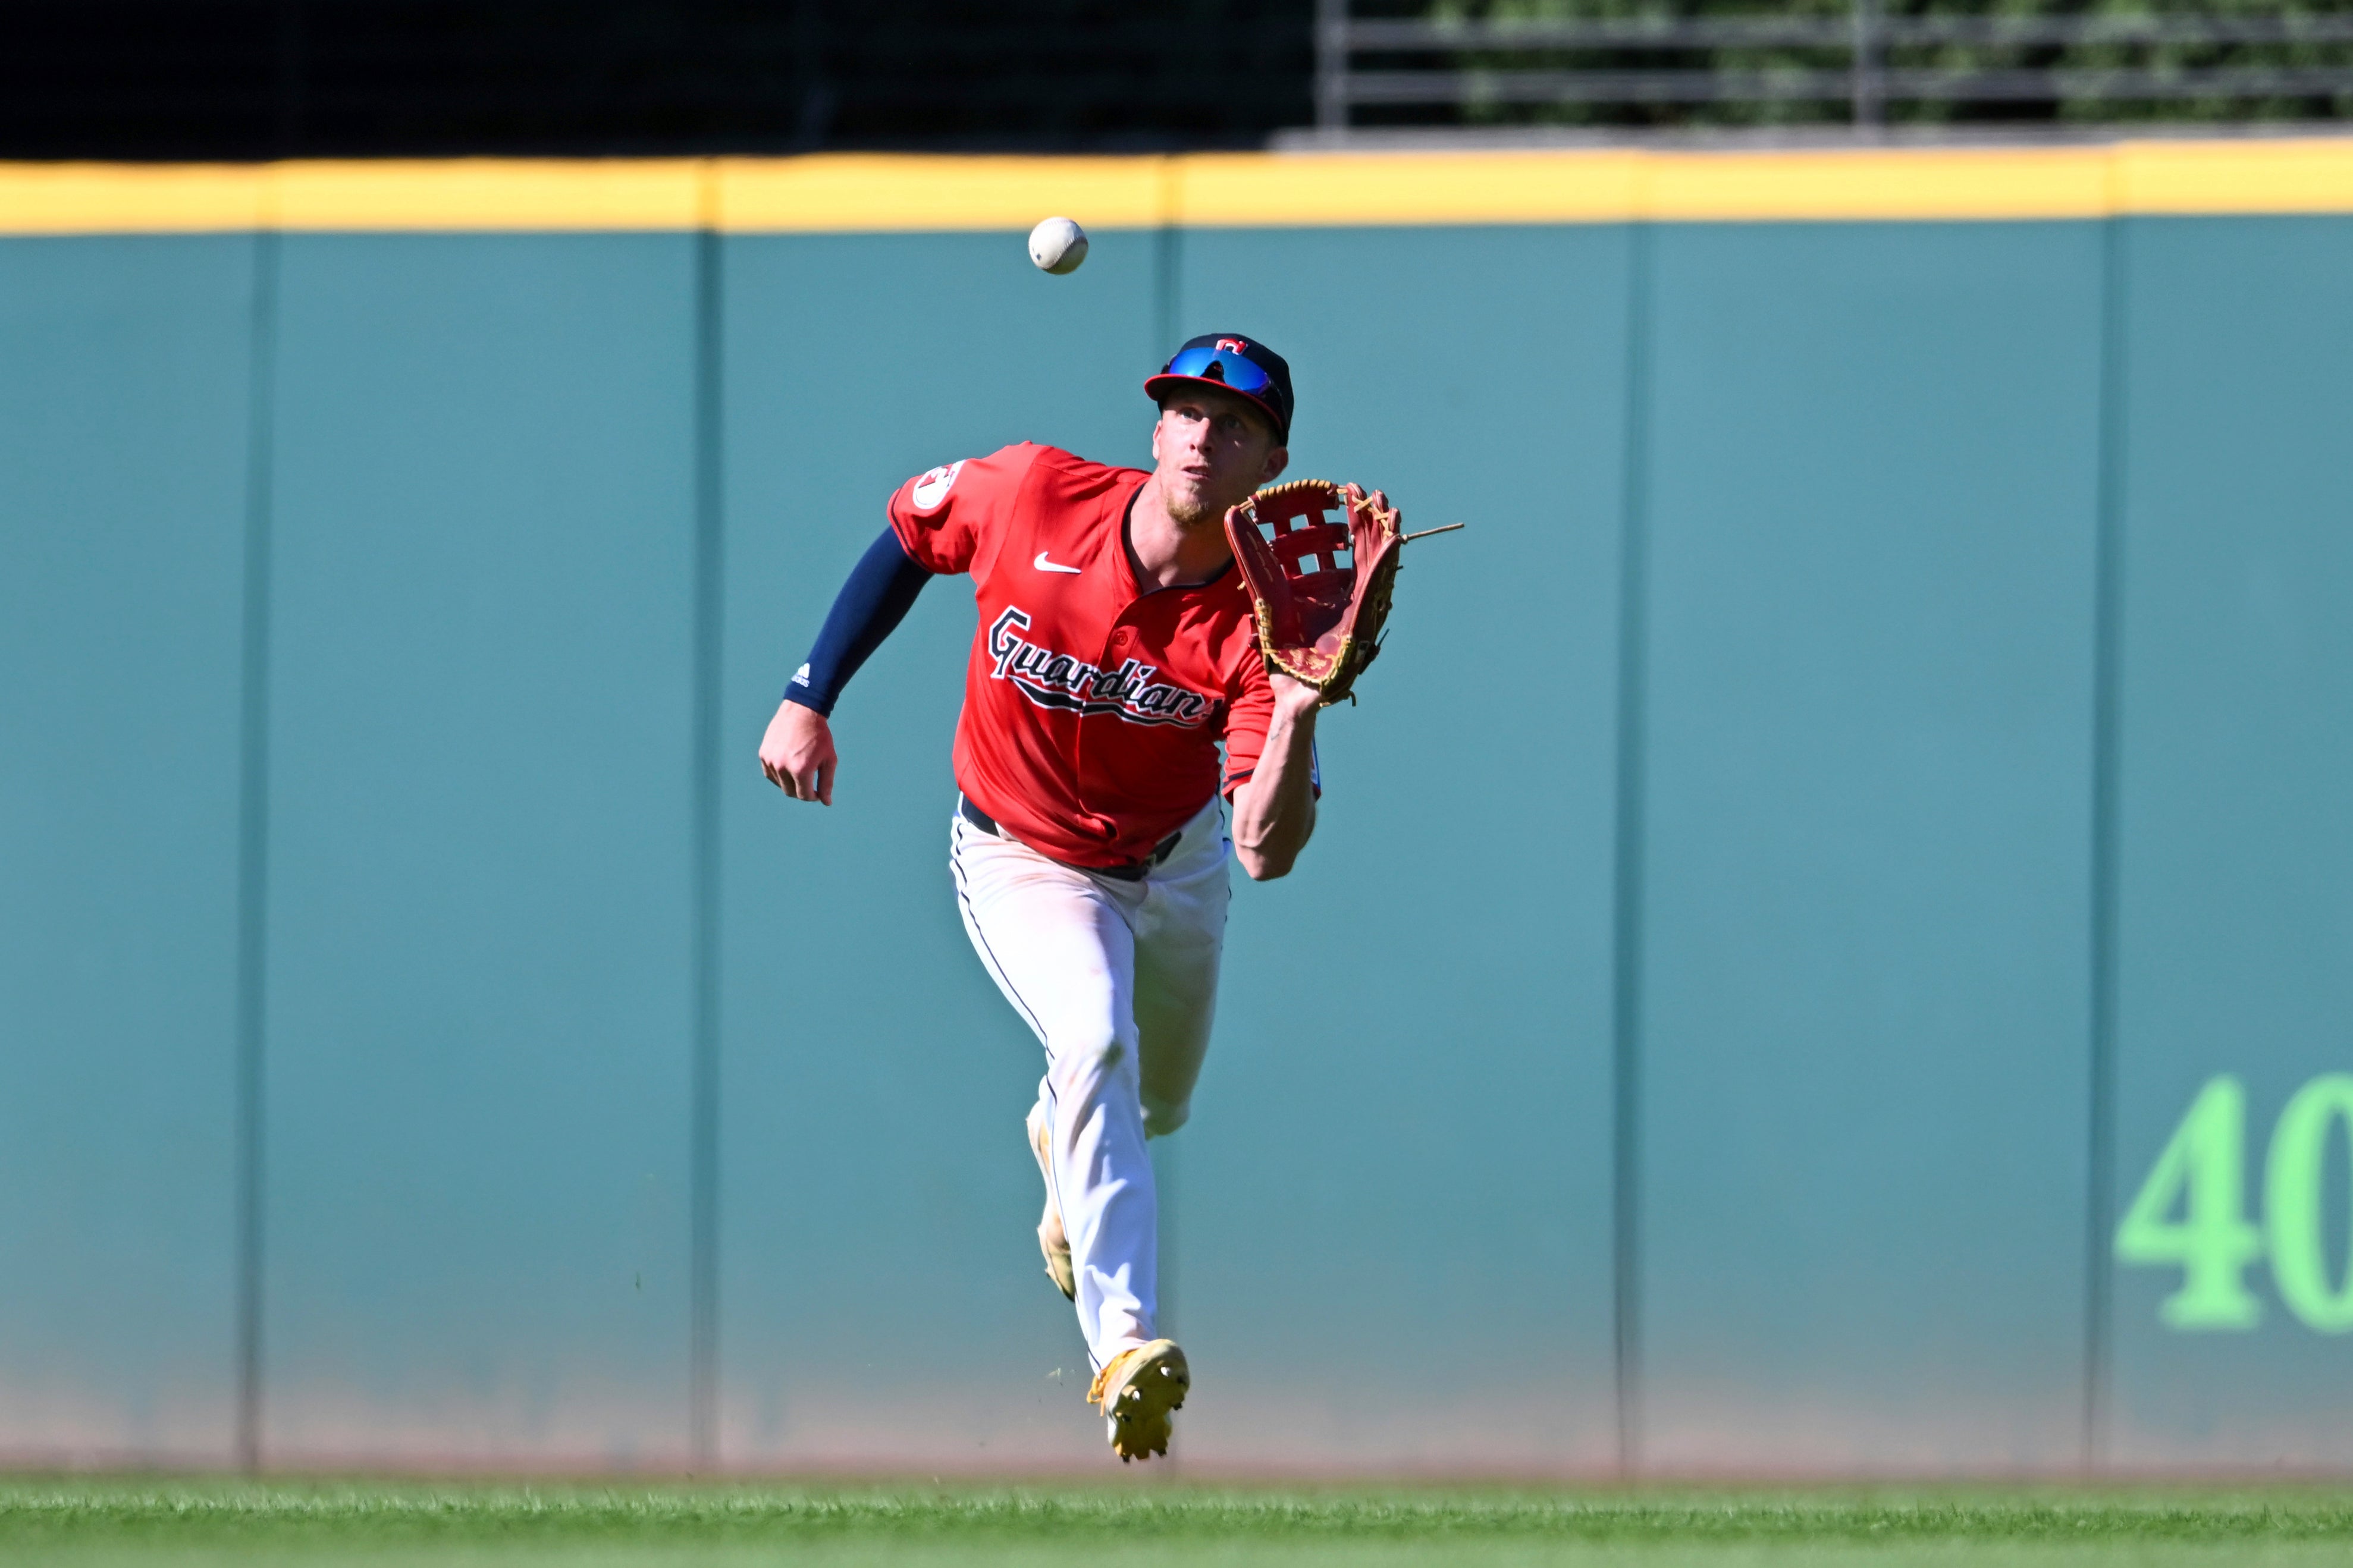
[949,796,1229,1372]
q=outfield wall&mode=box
[4,144,2352,1476]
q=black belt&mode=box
[959,797,1182,882]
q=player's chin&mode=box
[1165,479,1240,527]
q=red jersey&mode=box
[889,442,1276,869]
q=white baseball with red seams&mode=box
[1027,216,1089,275]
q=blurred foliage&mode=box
[1357,0,2353,128]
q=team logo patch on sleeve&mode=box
[909,460,966,511]
[987,608,1211,728]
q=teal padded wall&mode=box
[2105,215,2353,1468]
[2,211,2351,1475]
[717,229,1164,1469]
[0,237,255,1466]
[1634,223,2103,1472]
[259,236,699,1466]
[1169,226,1627,1470]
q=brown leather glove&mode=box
[1223,479,1404,706]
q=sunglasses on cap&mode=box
[1159,344,1277,395]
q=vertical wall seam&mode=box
[2082,214,2130,1475]
[1149,190,1182,1364]
[1156,154,1184,252]
[233,227,280,1475]
[1153,156,1182,360]
[1610,220,1654,1482]
[689,199,726,1470]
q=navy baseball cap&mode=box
[1144,334,1294,443]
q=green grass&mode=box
[4,1479,2352,1567]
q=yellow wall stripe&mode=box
[717,156,1168,232]
[0,162,268,234]
[1175,149,1646,227]
[1639,146,2116,222]
[2113,137,2353,214]
[3,139,2349,235]
[272,158,711,231]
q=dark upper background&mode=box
[4,1,2345,160]
[0,0,1316,159]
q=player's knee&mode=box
[1090,1036,1133,1083]
[1049,1028,1134,1093]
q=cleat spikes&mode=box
[1087,1340,1188,1463]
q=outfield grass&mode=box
[4,1479,2351,1567]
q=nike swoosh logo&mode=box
[1034,551,1083,574]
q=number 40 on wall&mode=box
[2116,1074,2353,1334]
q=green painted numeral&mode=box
[2114,1074,2266,1330]
[2264,1073,2353,1334]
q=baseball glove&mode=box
[1225,479,1416,706]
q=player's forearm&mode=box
[785,527,932,715]
[1231,699,1318,881]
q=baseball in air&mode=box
[1028,216,1089,275]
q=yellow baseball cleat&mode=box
[1087,1339,1188,1462]
[1025,1104,1075,1301]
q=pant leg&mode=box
[1130,801,1232,1139]
[949,812,1158,1369]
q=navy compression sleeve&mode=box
[783,527,933,717]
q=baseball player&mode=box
[758,335,1335,1462]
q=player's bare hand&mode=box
[760,699,837,805]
